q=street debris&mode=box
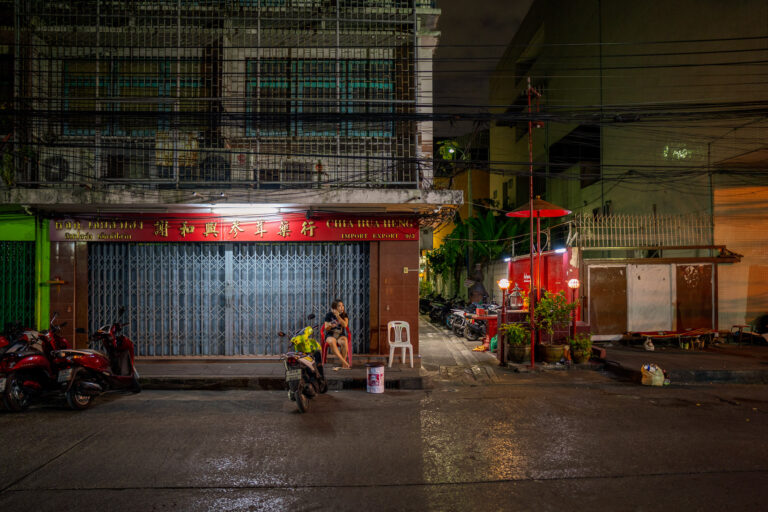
[641,363,670,386]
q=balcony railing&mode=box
[573,213,714,248]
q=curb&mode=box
[600,360,768,385]
[140,375,430,391]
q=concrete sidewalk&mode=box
[598,342,768,384]
[134,318,768,389]
[136,358,426,391]
[135,316,501,390]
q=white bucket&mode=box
[366,363,385,393]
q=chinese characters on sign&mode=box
[51,215,419,243]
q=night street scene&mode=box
[1,1,767,511]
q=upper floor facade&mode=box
[1,0,452,212]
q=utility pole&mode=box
[527,76,540,368]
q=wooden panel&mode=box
[369,242,380,352]
[676,264,713,330]
[75,242,89,348]
[49,242,76,345]
[628,265,672,332]
[588,266,627,335]
[377,241,419,358]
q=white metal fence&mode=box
[574,213,713,248]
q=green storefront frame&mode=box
[0,214,50,330]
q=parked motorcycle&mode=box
[54,307,141,410]
[0,314,70,412]
[463,303,502,342]
[280,314,327,413]
[0,322,27,357]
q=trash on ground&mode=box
[641,363,669,386]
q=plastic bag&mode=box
[490,335,498,352]
[640,363,667,386]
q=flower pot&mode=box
[571,348,591,364]
[538,344,565,363]
[506,345,531,364]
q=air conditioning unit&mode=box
[38,147,95,184]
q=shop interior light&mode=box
[211,204,281,216]
[568,278,580,289]
[503,257,511,262]
[498,278,510,290]
[555,248,567,254]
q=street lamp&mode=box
[497,279,510,366]
[568,278,580,337]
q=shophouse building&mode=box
[0,0,460,360]
[490,0,768,337]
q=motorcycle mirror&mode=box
[278,332,286,337]
[307,314,316,320]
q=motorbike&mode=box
[0,322,26,357]
[0,314,70,412]
[449,308,470,336]
[463,303,502,342]
[280,314,327,413]
[54,306,141,410]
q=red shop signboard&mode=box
[50,213,419,243]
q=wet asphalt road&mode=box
[0,371,767,512]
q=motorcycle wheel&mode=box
[318,378,328,394]
[65,375,94,411]
[131,373,142,394]
[3,372,30,412]
[296,382,309,413]
[464,325,480,342]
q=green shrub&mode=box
[499,322,530,346]
[569,333,592,352]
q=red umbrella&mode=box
[505,197,571,368]
[505,197,571,219]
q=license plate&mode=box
[285,369,302,382]
[0,377,5,391]
[57,368,72,383]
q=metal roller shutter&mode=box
[89,242,369,356]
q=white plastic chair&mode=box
[387,321,413,368]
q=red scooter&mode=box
[0,314,70,412]
[55,307,140,410]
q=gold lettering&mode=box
[301,220,316,237]
[179,221,195,238]
[203,222,220,238]
[229,220,245,238]
[154,220,169,238]
[278,220,291,238]
[254,221,267,238]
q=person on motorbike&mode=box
[324,299,351,369]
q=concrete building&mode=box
[490,0,768,336]
[0,0,460,361]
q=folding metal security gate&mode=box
[89,243,370,356]
[0,242,35,330]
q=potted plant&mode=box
[569,333,592,364]
[533,290,577,362]
[499,322,531,364]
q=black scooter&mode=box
[280,314,328,413]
